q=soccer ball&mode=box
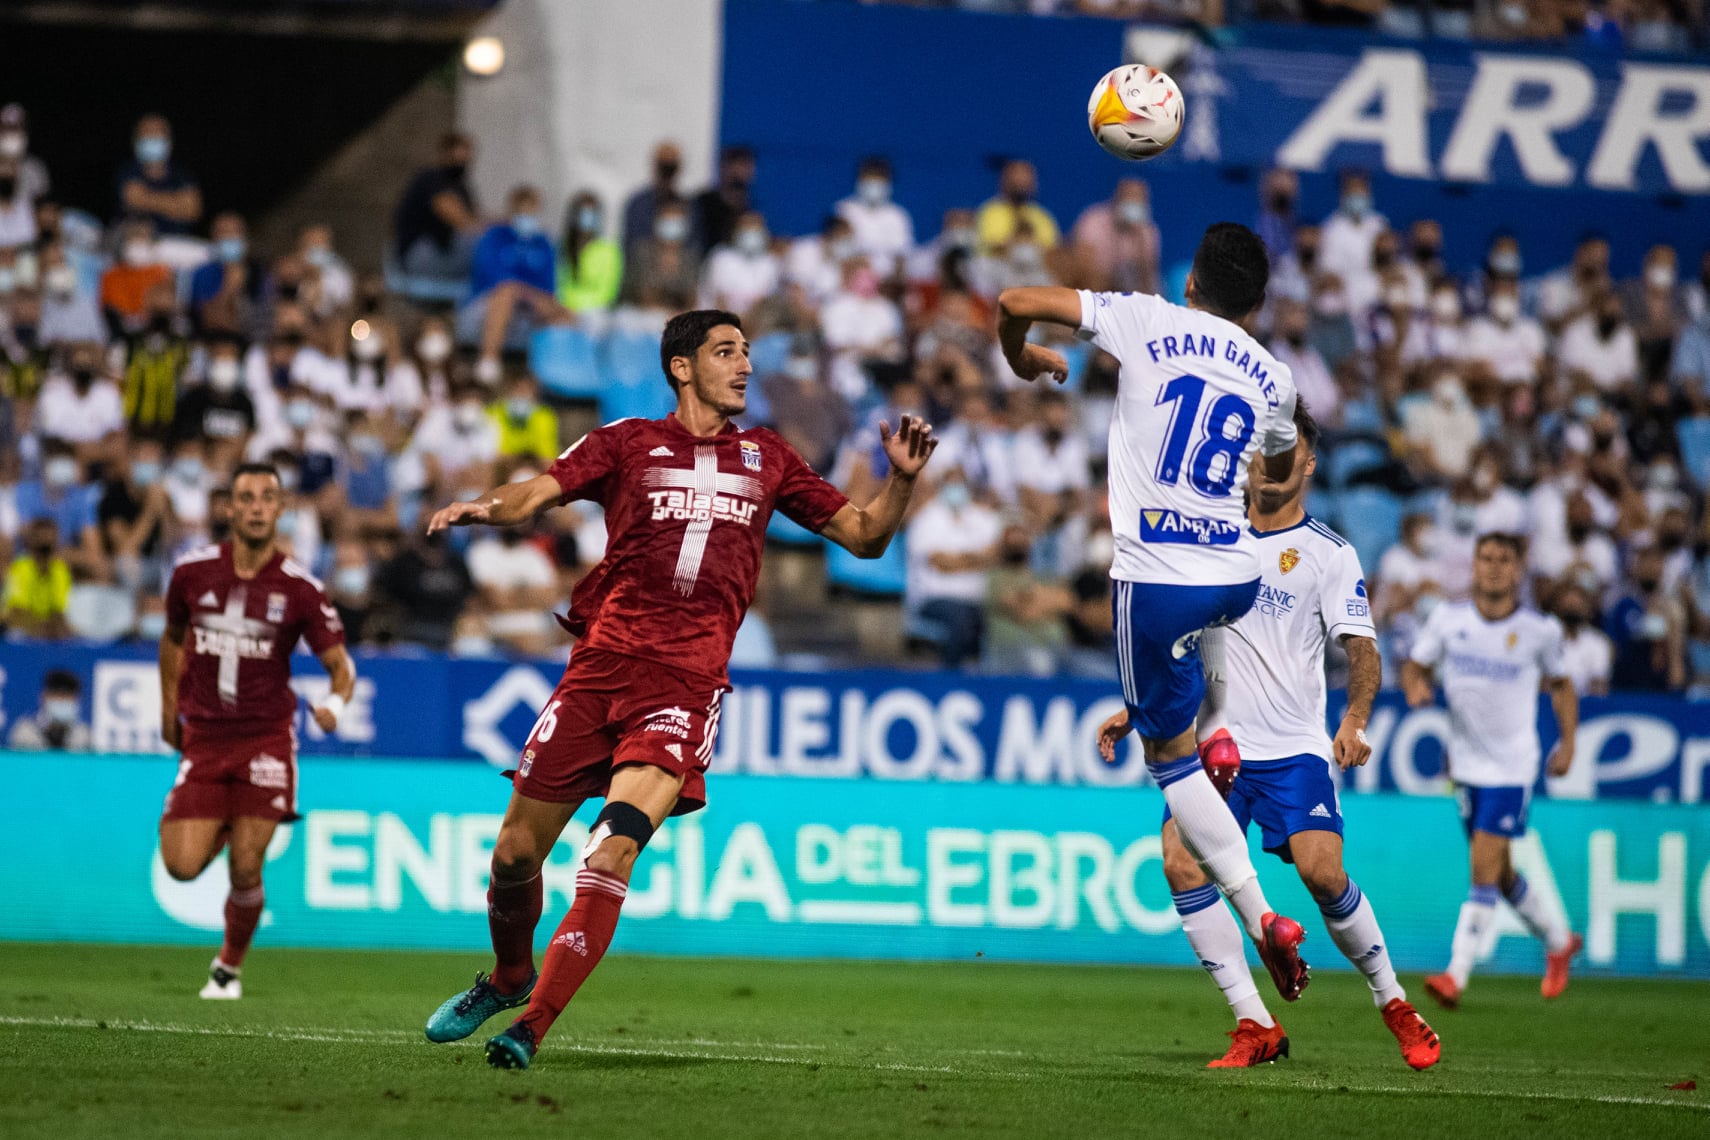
[1086,64,1184,161]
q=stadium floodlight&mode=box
[463,36,505,78]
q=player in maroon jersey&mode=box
[421,309,938,1069]
[156,462,356,1000]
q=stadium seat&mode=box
[825,533,906,598]
[1338,486,1404,573]
[381,252,470,307]
[1678,417,1710,489]
[1306,486,1340,529]
[767,510,822,547]
[531,326,603,400]
[748,332,793,378]
[1324,438,1389,489]
[603,329,661,388]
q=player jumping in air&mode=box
[1403,532,1583,1010]
[1098,404,1441,1070]
[421,309,937,1070]
[157,463,356,999]
[998,223,1311,1002]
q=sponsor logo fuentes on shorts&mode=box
[1139,509,1240,547]
[644,706,693,739]
[249,753,289,790]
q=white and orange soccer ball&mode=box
[1086,64,1184,161]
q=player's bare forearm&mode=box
[1547,677,1578,775]
[1401,661,1435,708]
[426,473,561,534]
[1342,636,1381,726]
[997,288,1078,382]
[312,645,357,734]
[158,624,186,747]
[827,472,918,559]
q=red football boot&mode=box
[1381,998,1442,1070]
[1256,912,1310,1002]
[1198,728,1241,798]
[1541,932,1583,1000]
[1422,972,1461,1010]
[1207,1019,1289,1068]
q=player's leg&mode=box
[1164,819,1276,1031]
[489,791,581,991]
[1497,834,1583,998]
[1193,626,1239,794]
[1432,820,1506,1008]
[158,818,229,882]
[196,814,277,998]
[491,762,682,1068]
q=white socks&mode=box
[1504,875,1571,953]
[1318,880,1405,1007]
[1195,626,1229,741]
[1174,885,1273,1027]
[1156,763,1270,940]
[1447,884,1499,988]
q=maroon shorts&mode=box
[512,648,726,815]
[161,720,300,824]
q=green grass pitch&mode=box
[0,943,1704,1138]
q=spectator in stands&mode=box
[463,184,570,382]
[1673,292,1710,410]
[1532,492,1619,601]
[1253,167,1298,262]
[325,320,424,420]
[699,210,781,318]
[99,438,172,591]
[984,522,1070,676]
[467,523,559,657]
[1538,235,1610,332]
[296,223,355,314]
[692,144,758,254]
[1271,298,1338,424]
[394,131,481,279]
[99,217,172,335]
[1400,281,1470,374]
[622,140,685,254]
[0,154,38,250]
[188,211,262,337]
[932,389,1015,505]
[1558,287,1638,393]
[408,315,456,407]
[835,156,914,278]
[1553,583,1614,697]
[905,467,1001,668]
[120,290,190,441]
[976,159,1060,255]
[1069,178,1160,295]
[621,199,700,313]
[8,668,93,750]
[3,516,72,638]
[1011,389,1090,535]
[375,531,474,651]
[0,104,50,207]
[1319,169,1386,302]
[489,373,557,463]
[407,380,500,499]
[327,538,376,643]
[340,411,397,534]
[39,343,125,459]
[785,215,856,306]
[1402,368,1482,484]
[172,334,256,463]
[116,113,201,235]
[1625,244,1689,383]
[556,191,623,316]
[1403,218,1445,298]
[1464,277,1545,388]
[36,241,104,346]
[820,256,904,401]
[1376,512,1442,622]
[162,441,219,549]
[1606,545,1688,692]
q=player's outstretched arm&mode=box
[821,415,939,559]
[158,622,186,750]
[1400,660,1436,709]
[1545,676,1578,778]
[997,287,1077,383]
[312,644,358,735]
[1333,634,1381,770]
[425,473,563,535]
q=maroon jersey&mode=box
[164,543,344,731]
[550,416,849,682]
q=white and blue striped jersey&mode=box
[1409,601,1567,788]
[1221,517,1375,762]
[1076,290,1298,587]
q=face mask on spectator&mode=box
[277,511,299,537]
[829,237,856,263]
[335,565,371,596]
[939,482,970,510]
[944,226,976,252]
[506,397,533,420]
[1433,376,1463,405]
[1341,191,1370,218]
[135,135,171,164]
[1413,525,1441,556]
[0,267,14,294]
[857,178,891,206]
[1010,241,1043,270]
[785,355,817,382]
[44,697,79,725]
[71,364,96,389]
[1414,242,1439,263]
[286,399,316,430]
[1372,247,1395,270]
[217,237,246,263]
[138,611,168,639]
[1116,200,1150,227]
[123,240,153,267]
[1488,249,1521,276]
[1414,592,1442,620]
[1648,461,1680,491]
[1646,263,1675,290]
[454,401,484,431]
[172,456,204,482]
[1384,284,1410,310]
[1490,293,1520,324]
[132,460,161,487]
[736,227,768,256]
[511,213,542,239]
[576,205,602,233]
[306,244,336,269]
[655,215,689,243]
[1431,292,1460,322]
[276,466,301,492]
[0,131,23,159]
[352,433,385,458]
[417,330,452,363]
[45,456,78,488]
[208,358,240,391]
[352,333,384,362]
[1595,311,1621,338]
[44,263,76,297]
[1573,394,1600,419]
[1313,289,1347,317]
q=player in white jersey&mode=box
[1000,223,1310,1001]
[1403,532,1582,1009]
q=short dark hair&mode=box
[43,669,80,695]
[230,462,282,490]
[660,309,743,389]
[1293,398,1320,453]
[857,155,891,177]
[1191,223,1269,320]
[1476,531,1526,559]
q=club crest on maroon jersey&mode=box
[267,592,287,623]
[740,440,763,472]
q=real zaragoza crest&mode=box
[1279,547,1300,574]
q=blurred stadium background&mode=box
[1,0,1708,1083]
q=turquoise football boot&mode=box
[485,1023,538,1070]
[424,972,535,1043]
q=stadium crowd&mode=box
[1,104,1707,696]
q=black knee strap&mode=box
[593,800,656,850]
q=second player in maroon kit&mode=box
[422,309,938,1069]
